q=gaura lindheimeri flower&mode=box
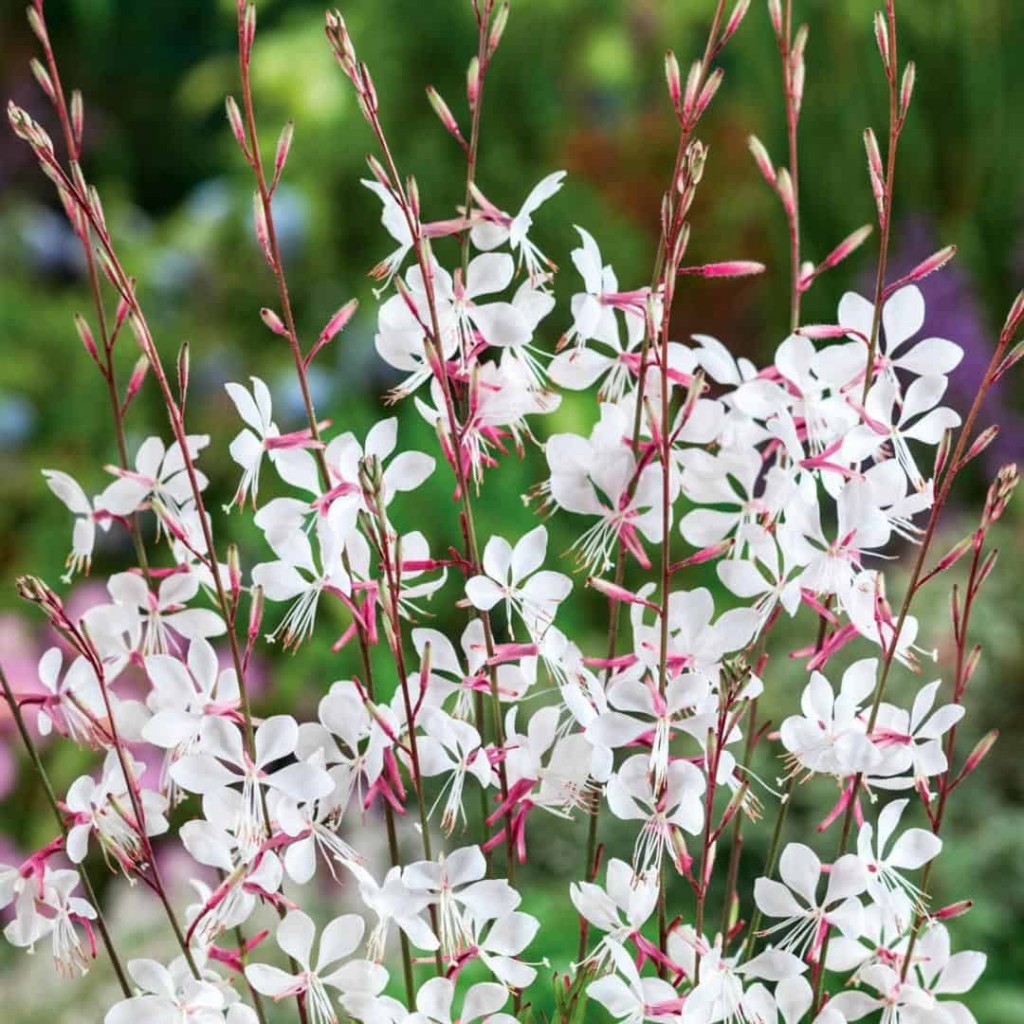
[465,525,571,640]
[754,843,868,963]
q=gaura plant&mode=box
[4,0,1023,1021]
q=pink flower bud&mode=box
[720,0,751,49]
[682,60,702,120]
[934,899,973,921]
[466,56,481,110]
[123,355,149,411]
[271,120,294,191]
[874,11,890,72]
[775,168,795,217]
[959,729,998,781]
[900,61,916,120]
[883,245,956,298]
[586,577,661,613]
[795,324,855,340]
[259,307,288,337]
[694,67,724,120]
[305,298,359,369]
[487,3,510,58]
[1002,288,1024,339]
[677,260,766,279]
[225,96,247,154]
[664,50,682,112]
[767,0,783,38]
[74,314,100,366]
[26,5,48,45]
[70,90,84,151]
[748,135,776,185]
[426,86,465,144]
[252,192,275,270]
[177,340,190,407]
[30,59,55,103]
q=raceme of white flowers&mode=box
[5,6,1003,1024]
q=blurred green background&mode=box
[0,0,1022,1019]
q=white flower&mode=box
[587,939,679,1024]
[465,526,571,640]
[246,909,384,1024]
[754,843,867,963]
[105,957,237,1024]
[405,976,515,1024]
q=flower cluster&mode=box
[3,2,1021,1024]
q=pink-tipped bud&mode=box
[994,339,1024,385]
[30,58,55,103]
[252,192,275,270]
[885,245,956,298]
[775,167,795,217]
[899,61,916,120]
[767,0,783,37]
[960,425,1000,470]
[720,0,751,48]
[962,644,983,691]
[694,66,724,120]
[819,224,873,272]
[365,153,391,190]
[259,307,288,337]
[669,539,733,573]
[466,56,481,110]
[586,577,661,613]
[1002,289,1024,339]
[26,5,48,45]
[248,584,264,641]
[426,86,465,145]
[124,355,149,411]
[305,298,359,369]
[227,544,242,601]
[982,463,1019,528]
[874,11,891,72]
[748,135,776,185]
[918,535,973,590]
[934,899,973,921]
[487,3,510,58]
[960,729,998,781]
[934,428,953,480]
[678,260,766,279]
[682,60,703,121]
[241,1,257,65]
[271,120,294,191]
[665,50,682,112]
[225,96,247,152]
[796,324,853,340]
[70,90,84,151]
[74,314,100,366]
[864,128,886,220]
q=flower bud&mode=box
[260,307,288,337]
[665,50,682,113]
[426,86,464,144]
[30,58,55,103]
[748,135,776,185]
[225,96,247,154]
[271,120,294,190]
[767,0,783,38]
[721,0,751,48]
[74,314,100,366]
[934,900,973,921]
[900,61,916,120]
[487,3,510,58]
[466,56,481,110]
[874,11,890,72]
[177,340,190,408]
[70,90,84,151]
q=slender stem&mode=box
[781,0,802,332]
[0,665,131,997]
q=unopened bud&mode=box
[959,729,998,781]
[30,59,55,103]
[70,90,84,150]
[748,135,776,185]
[177,340,190,407]
[586,577,661,613]
[226,96,247,153]
[124,356,149,410]
[795,324,851,340]
[426,86,464,143]
[272,120,294,190]
[720,0,751,48]
[365,154,391,190]
[885,245,956,298]
[260,307,288,337]
[682,60,702,120]
[248,584,264,640]
[982,463,1019,527]
[934,899,973,921]
[487,3,510,57]
[252,193,275,269]
[993,339,1024,385]
[694,67,723,120]
[874,11,890,71]
[776,167,795,217]
[241,2,257,65]
[665,50,682,112]
[306,298,358,369]
[466,56,481,110]
[26,5,48,45]
[819,224,873,272]
[767,0,783,37]
[900,61,916,120]
[227,544,242,600]
[677,260,766,279]
[74,314,100,365]
[962,644,983,690]
[959,425,1000,471]
[1003,289,1024,339]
